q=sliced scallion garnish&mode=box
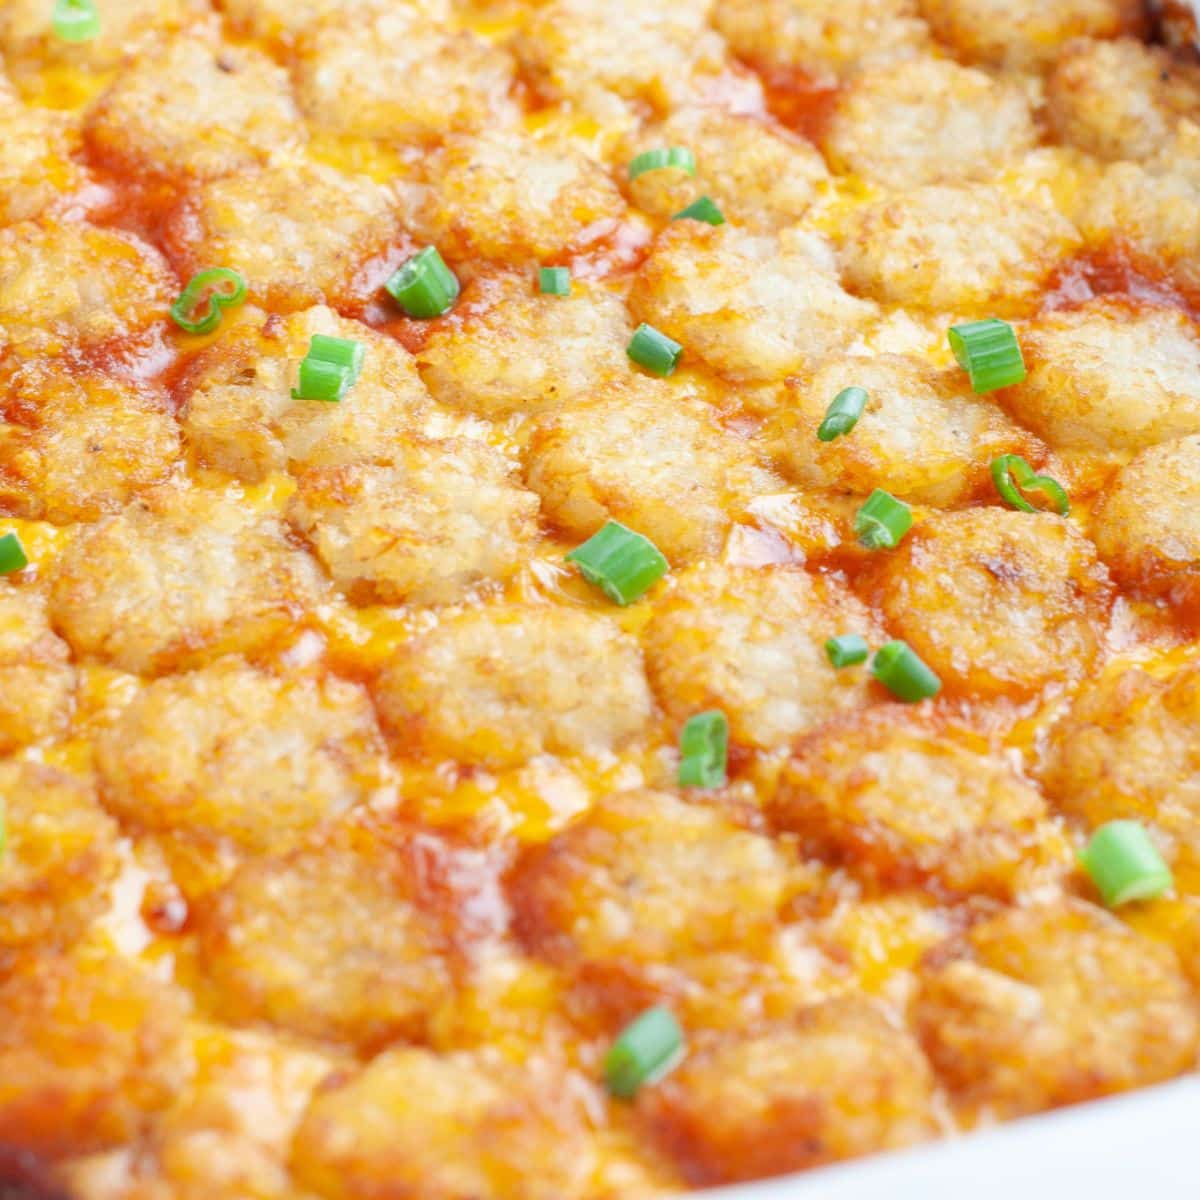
[678,710,728,789]
[949,318,1026,394]
[1079,821,1173,908]
[565,520,668,605]
[627,323,682,377]
[169,267,246,336]
[605,1006,685,1099]
[628,147,696,181]
[385,246,459,319]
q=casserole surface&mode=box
[1,0,1200,1196]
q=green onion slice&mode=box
[948,318,1026,394]
[872,640,941,702]
[565,520,668,606]
[307,333,365,377]
[290,334,365,403]
[817,386,868,442]
[825,634,869,669]
[0,533,28,575]
[990,454,1069,517]
[291,357,351,403]
[605,1006,685,1099]
[539,266,571,296]
[854,489,912,550]
[385,246,459,319]
[1079,821,1173,908]
[169,267,247,336]
[628,147,696,181]
[672,196,725,226]
[627,323,682,377]
[52,0,100,42]
[678,710,728,789]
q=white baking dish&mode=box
[708,1077,1198,1198]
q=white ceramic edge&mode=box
[701,1076,1199,1198]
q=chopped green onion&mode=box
[817,386,868,442]
[672,196,725,226]
[627,323,682,377]
[825,634,869,668]
[854,489,912,550]
[948,318,1026,394]
[628,147,696,181]
[605,1006,685,1099]
[1079,821,1173,908]
[539,266,571,296]
[385,246,459,319]
[872,640,941,702]
[678,710,728,789]
[565,520,668,606]
[0,533,27,575]
[169,267,246,335]
[290,333,365,403]
[306,333,365,378]
[52,0,100,42]
[291,357,351,403]
[990,454,1070,517]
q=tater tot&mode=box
[0,763,119,951]
[164,161,399,313]
[1009,299,1200,454]
[95,658,384,855]
[289,442,541,606]
[0,952,192,1158]
[1041,661,1200,879]
[628,223,875,383]
[414,131,627,264]
[872,509,1111,700]
[0,361,180,522]
[510,789,791,966]
[47,485,325,675]
[526,378,779,562]
[0,583,75,754]
[822,57,1036,189]
[84,34,305,183]
[0,221,174,356]
[0,0,206,76]
[763,353,1042,506]
[0,97,88,226]
[182,306,438,482]
[921,0,1146,70]
[1047,38,1200,162]
[294,1047,598,1200]
[713,0,931,80]
[417,274,633,418]
[837,184,1080,317]
[643,563,882,750]
[196,825,459,1049]
[1092,434,1200,618]
[772,708,1049,895]
[623,107,828,232]
[373,603,653,768]
[639,1000,936,1185]
[515,0,731,117]
[293,9,517,142]
[915,901,1199,1117]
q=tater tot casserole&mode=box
[2,0,1200,1195]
